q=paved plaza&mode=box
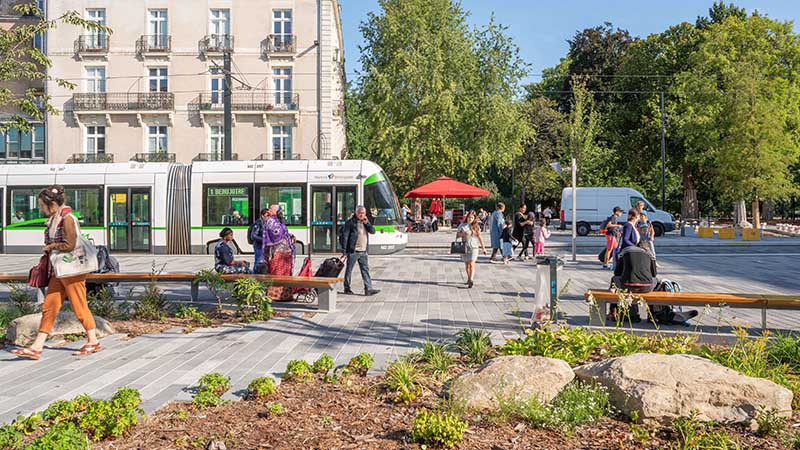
[1,232,799,423]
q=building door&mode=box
[108,188,152,252]
[311,185,356,253]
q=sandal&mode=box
[72,343,101,357]
[10,347,42,360]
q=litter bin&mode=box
[533,255,564,325]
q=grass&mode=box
[384,360,422,404]
[455,328,493,365]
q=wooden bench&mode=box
[0,273,342,313]
[585,290,800,330]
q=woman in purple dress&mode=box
[262,205,295,301]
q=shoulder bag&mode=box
[28,254,50,288]
[50,215,99,278]
[450,239,466,254]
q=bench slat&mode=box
[585,290,800,307]
[0,273,341,288]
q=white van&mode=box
[559,187,675,237]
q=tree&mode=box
[563,76,608,186]
[355,0,527,194]
[695,1,746,29]
[0,3,109,133]
[516,97,565,204]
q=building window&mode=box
[148,68,168,92]
[273,9,292,35]
[209,125,224,157]
[148,125,167,153]
[273,68,292,105]
[0,125,44,160]
[209,9,230,35]
[86,126,105,154]
[210,77,225,104]
[272,125,292,160]
[148,9,168,40]
[85,9,106,49]
[85,67,106,93]
[204,185,251,226]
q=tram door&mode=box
[108,188,152,252]
[0,187,4,253]
[310,185,356,253]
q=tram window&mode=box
[9,188,46,226]
[205,185,251,226]
[67,187,102,227]
[364,175,402,226]
[258,185,304,226]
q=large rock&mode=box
[449,356,574,410]
[6,312,116,346]
[574,353,793,425]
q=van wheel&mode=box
[653,222,665,237]
[576,222,591,237]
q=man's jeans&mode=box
[254,246,263,269]
[345,251,372,291]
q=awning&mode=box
[404,177,490,199]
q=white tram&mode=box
[0,160,407,255]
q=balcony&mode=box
[137,35,171,55]
[254,153,300,160]
[196,91,299,112]
[131,152,176,163]
[261,35,296,57]
[200,34,234,55]
[73,92,175,112]
[67,153,114,164]
[193,153,239,161]
[75,34,109,56]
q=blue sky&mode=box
[339,0,800,85]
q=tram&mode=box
[0,160,407,255]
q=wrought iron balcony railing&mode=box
[200,34,234,54]
[73,92,175,111]
[254,153,300,160]
[67,153,114,163]
[195,91,299,112]
[75,34,109,53]
[193,153,238,161]
[131,152,176,163]
[262,34,296,56]
[137,35,171,54]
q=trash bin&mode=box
[533,255,564,325]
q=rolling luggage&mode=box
[314,256,346,278]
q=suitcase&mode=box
[314,257,345,278]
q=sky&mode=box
[338,0,800,85]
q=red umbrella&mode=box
[404,177,490,199]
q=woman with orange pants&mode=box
[11,186,101,360]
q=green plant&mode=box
[175,410,189,420]
[547,382,612,431]
[195,269,232,311]
[754,407,786,437]
[768,332,800,373]
[87,287,127,319]
[43,394,94,423]
[411,410,468,448]
[455,328,493,365]
[9,285,37,315]
[12,413,42,435]
[266,402,284,415]
[0,425,23,450]
[384,360,421,404]
[175,305,211,327]
[135,280,169,320]
[783,431,800,450]
[416,341,456,378]
[670,414,742,450]
[348,353,374,376]
[26,422,88,450]
[192,391,223,409]
[312,354,335,374]
[78,389,143,442]
[197,373,230,397]
[231,278,272,322]
[246,377,276,400]
[602,331,644,357]
[285,359,314,383]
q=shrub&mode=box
[87,287,127,320]
[501,326,601,365]
[175,305,211,327]
[754,407,786,438]
[384,360,421,404]
[78,391,143,442]
[111,387,142,410]
[246,377,276,400]
[231,278,272,322]
[768,332,800,373]
[191,390,223,409]
[266,402,284,415]
[285,360,313,383]
[411,410,468,448]
[9,285,37,315]
[312,354,335,374]
[348,353,374,376]
[784,431,800,450]
[195,269,232,311]
[455,328,493,365]
[197,373,230,397]
[546,382,612,431]
[135,283,169,320]
[12,413,42,435]
[43,394,93,423]
[416,341,456,378]
[26,422,88,450]
[0,425,23,450]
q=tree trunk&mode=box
[734,200,751,228]
[681,164,699,220]
[752,197,761,229]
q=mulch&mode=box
[96,373,792,450]
[108,311,292,339]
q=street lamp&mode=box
[550,158,577,262]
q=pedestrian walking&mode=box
[621,208,642,250]
[250,208,268,267]
[341,205,380,296]
[518,210,536,260]
[602,207,624,269]
[11,186,101,360]
[543,206,553,226]
[635,200,656,256]
[501,217,514,264]
[533,218,551,255]
[457,210,487,288]
[262,205,295,301]
[478,208,489,232]
[489,203,505,261]
[513,204,528,260]
[638,213,656,257]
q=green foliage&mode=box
[197,373,230,397]
[285,360,313,383]
[498,381,612,432]
[246,377,276,400]
[42,394,93,424]
[195,270,231,311]
[25,422,88,450]
[175,305,211,327]
[77,388,143,441]
[191,390,223,409]
[410,410,468,448]
[0,425,23,450]
[266,402,284,415]
[8,285,37,315]
[455,328,493,365]
[12,413,42,435]
[134,283,169,320]
[754,407,786,438]
[768,332,800,373]
[347,353,374,376]
[415,341,456,378]
[784,431,800,450]
[384,360,421,404]
[231,278,272,322]
[670,414,742,450]
[87,287,128,320]
[312,354,335,375]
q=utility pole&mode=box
[223,51,232,161]
[660,91,666,210]
[571,158,577,262]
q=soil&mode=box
[96,373,792,450]
[109,310,292,339]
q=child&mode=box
[501,217,514,264]
[533,218,551,255]
[639,213,656,257]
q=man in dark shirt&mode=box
[612,242,657,294]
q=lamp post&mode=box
[550,159,577,262]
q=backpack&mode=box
[247,220,263,246]
[648,279,684,324]
[600,216,612,234]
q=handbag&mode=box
[450,239,466,254]
[28,254,51,288]
[50,215,99,278]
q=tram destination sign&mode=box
[209,187,248,197]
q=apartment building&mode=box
[44,0,346,163]
[0,0,46,164]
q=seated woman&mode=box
[214,227,251,274]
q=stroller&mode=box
[86,245,120,296]
[293,256,346,304]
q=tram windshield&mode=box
[364,172,402,226]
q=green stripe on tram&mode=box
[364,172,386,186]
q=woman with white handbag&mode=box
[11,186,101,360]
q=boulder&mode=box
[6,312,116,347]
[574,353,793,425]
[449,356,574,410]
